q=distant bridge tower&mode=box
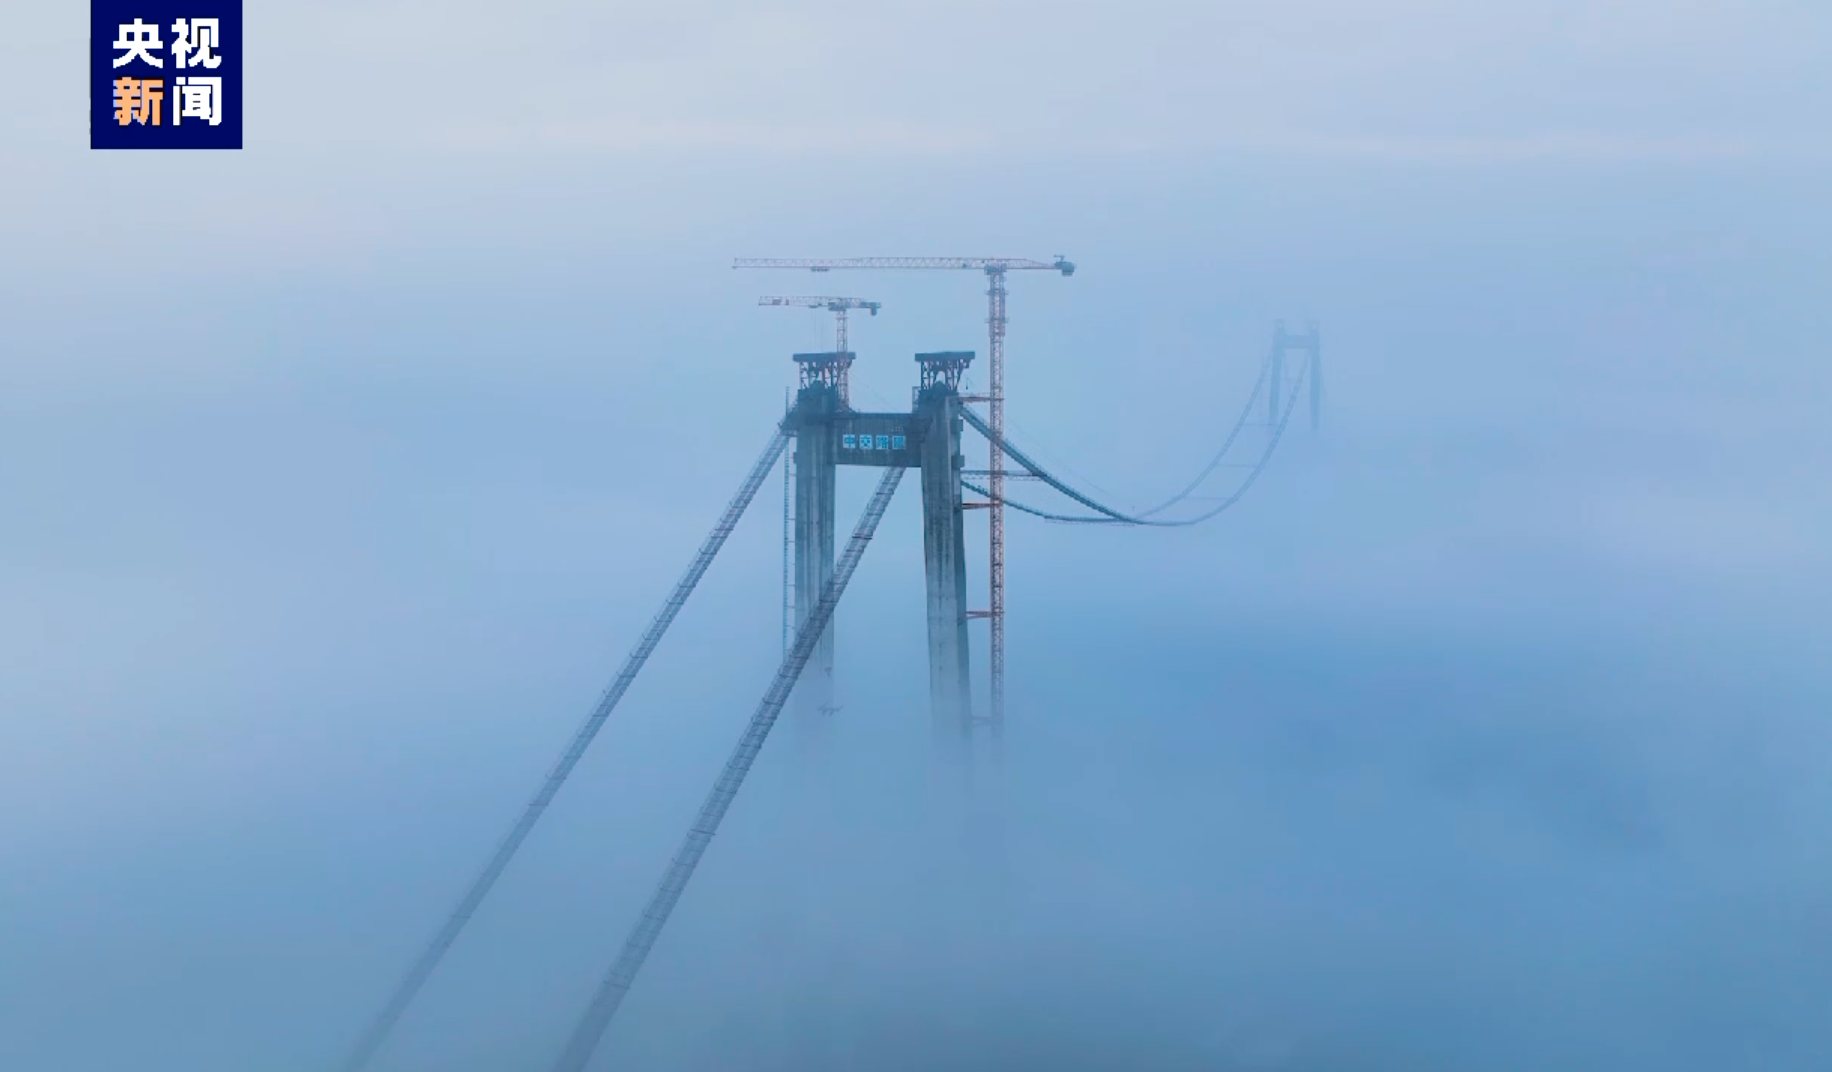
[1307,322,1323,431]
[1269,321,1322,431]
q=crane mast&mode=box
[985,268,1008,737]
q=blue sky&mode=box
[2,2,1831,1070]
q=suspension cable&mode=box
[960,478,1115,524]
[549,465,906,1072]
[1138,343,1274,516]
[959,361,1305,528]
[337,425,791,1072]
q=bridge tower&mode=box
[1269,320,1322,430]
[784,348,975,735]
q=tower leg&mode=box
[793,388,839,718]
[1270,343,1284,425]
[919,392,972,743]
[782,395,796,654]
[1308,330,1322,432]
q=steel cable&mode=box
[549,466,906,1072]
[959,360,1305,528]
[337,425,791,1072]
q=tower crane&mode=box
[737,256,1074,736]
[757,295,881,406]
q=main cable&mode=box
[337,425,791,1072]
[1138,343,1274,516]
[959,478,1115,524]
[958,359,1305,528]
[549,465,907,1072]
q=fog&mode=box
[3,1,1831,1070]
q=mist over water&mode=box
[10,416,1828,1071]
[4,376,1831,1071]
